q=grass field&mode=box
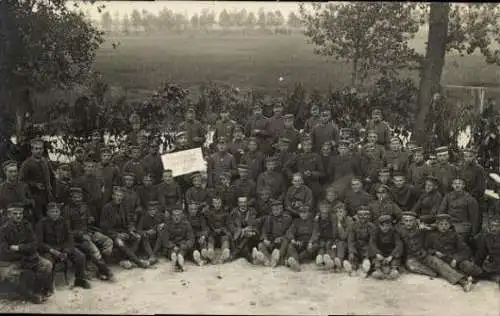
[93,32,500,97]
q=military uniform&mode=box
[137,203,166,260]
[342,188,374,217]
[156,179,183,213]
[185,176,211,207]
[390,182,420,212]
[258,203,293,266]
[280,114,300,152]
[207,140,237,188]
[357,145,385,185]
[267,114,286,144]
[365,117,391,148]
[411,187,442,224]
[178,116,206,149]
[0,207,53,302]
[74,173,104,224]
[285,213,317,268]
[368,198,403,223]
[285,184,313,217]
[310,213,337,261]
[474,222,500,277]
[214,117,238,144]
[19,149,53,224]
[407,148,430,191]
[136,182,161,214]
[385,149,410,174]
[186,207,209,252]
[99,198,145,268]
[35,205,89,286]
[245,108,272,155]
[428,147,458,194]
[230,173,257,207]
[154,217,194,259]
[347,218,375,269]
[228,205,259,261]
[257,158,287,201]
[460,150,487,201]
[438,190,480,241]
[141,151,164,186]
[122,159,147,187]
[240,145,265,182]
[0,164,34,221]
[369,215,403,278]
[311,121,339,154]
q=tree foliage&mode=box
[299,2,422,87]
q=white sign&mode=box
[161,147,206,177]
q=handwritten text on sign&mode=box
[161,147,206,177]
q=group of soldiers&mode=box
[0,103,499,305]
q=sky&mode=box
[70,1,302,20]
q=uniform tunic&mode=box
[438,191,480,237]
[385,150,409,174]
[369,227,403,258]
[411,190,443,223]
[186,212,209,245]
[0,219,38,262]
[474,232,500,274]
[390,184,420,212]
[178,119,206,148]
[311,122,339,153]
[0,180,33,213]
[155,220,194,254]
[408,161,430,191]
[99,162,121,204]
[425,229,471,263]
[460,161,487,200]
[99,201,135,239]
[365,120,391,148]
[347,222,375,259]
[342,190,374,217]
[368,200,403,223]
[257,171,287,201]
[214,119,237,143]
[285,185,313,216]
[136,185,161,212]
[260,212,293,242]
[122,160,147,186]
[156,181,182,211]
[280,127,300,152]
[428,162,458,194]
[206,151,236,188]
[35,217,73,252]
[230,178,257,206]
[285,152,325,200]
[19,156,53,222]
[141,153,164,185]
[185,186,211,206]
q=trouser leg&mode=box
[405,258,438,277]
[423,255,465,285]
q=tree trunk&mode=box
[413,3,450,146]
[0,0,9,137]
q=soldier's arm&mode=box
[424,232,436,255]
[260,216,271,241]
[467,196,480,236]
[473,233,488,264]
[19,161,36,188]
[368,229,382,257]
[310,155,325,179]
[206,156,214,188]
[63,220,75,250]
[391,231,404,258]
[347,224,357,255]
[34,221,52,253]
[183,222,195,250]
[437,194,449,214]
[304,187,313,210]
[285,221,297,242]
[410,196,423,216]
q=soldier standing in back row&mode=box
[178,107,206,149]
[365,108,391,149]
[429,146,458,194]
[311,109,339,154]
[20,138,53,224]
[0,160,34,222]
[207,136,237,189]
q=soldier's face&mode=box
[437,152,448,163]
[302,142,312,152]
[185,112,194,121]
[326,190,337,202]
[149,144,158,155]
[376,190,388,201]
[147,207,157,216]
[101,152,111,164]
[220,176,231,186]
[463,152,474,164]
[401,216,416,230]
[131,149,141,159]
[238,169,248,178]
[372,112,382,121]
[112,191,124,203]
[336,206,346,219]
[357,212,370,222]
[338,146,348,155]
[321,112,331,123]
[71,193,83,204]
[92,134,100,143]
[220,112,230,121]
[311,107,319,116]
[75,151,85,161]
[351,180,362,192]
[172,211,183,223]
[284,118,294,128]
[437,220,451,233]
[452,179,465,191]
[379,221,392,233]
[192,177,202,187]
[424,181,436,193]
[253,108,262,116]
[428,156,437,165]
[60,168,71,180]
[379,173,390,183]
[259,190,271,201]
[234,131,244,140]
[367,134,377,144]
[238,198,247,211]
[84,163,95,175]
[32,143,44,157]
[177,135,188,146]
[413,152,424,163]
[124,177,134,188]
[393,176,406,188]
[143,176,153,187]
[273,107,283,116]
[489,222,500,234]
[292,175,303,187]
[248,141,257,152]
[299,210,310,220]
[265,161,276,171]
[188,204,198,216]
[319,206,330,219]
[163,172,173,183]
[47,207,61,220]
[321,143,331,156]
[272,205,283,216]
[10,209,23,223]
[213,198,222,210]
[5,166,18,181]
[217,143,227,152]
[390,140,401,151]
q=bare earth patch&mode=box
[1,258,499,315]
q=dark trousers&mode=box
[43,247,86,280]
[233,235,260,261]
[18,255,53,295]
[258,239,289,263]
[286,242,318,263]
[112,233,143,265]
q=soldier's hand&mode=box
[450,259,457,268]
[376,254,384,260]
[199,236,206,244]
[304,170,312,177]
[116,238,125,247]
[88,216,95,224]
[435,251,444,258]
[82,234,91,241]
[263,239,271,247]
[384,256,393,264]
[274,237,282,244]
[158,223,165,231]
[118,233,129,240]
[307,242,313,251]
[173,246,180,252]
[9,245,20,252]
[348,253,355,262]
[36,183,45,190]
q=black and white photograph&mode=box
[0,1,499,314]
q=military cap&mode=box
[265,155,278,163]
[70,187,83,194]
[129,144,141,151]
[278,136,291,144]
[425,175,439,185]
[283,113,294,119]
[176,131,187,138]
[401,211,417,218]
[350,176,362,183]
[435,146,449,154]
[340,128,352,134]
[390,136,401,143]
[74,146,85,154]
[338,140,350,148]
[273,103,283,109]
[218,136,228,144]
[219,171,232,179]
[7,202,25,210]
[334,201,346,209]
[83,157,97,164]
[30,137,44,146]
[490,217,500,225]
[47,202,61,210]
[301,134,312,143]
[452,174,466,181]
[57,163,71,171]
[112,185,124,192]
[298,204,310,212]
[378,167,391,174]
[248,136,258,143]
[371,108,382,114]
[392,171,406,178]
[366,129,377,135]
[100,147,112,155]
[412,146,424,153]
[122,172,135,179]
[429,154,437,159]
[375,184,390,193]
[190,171,202,179]
[143,173,153,179]
[364,144,376,151]
[237,163,248,170]
[187,200,199,206]
[356,205,371,213]
[171,208,184,214]
[378,214,392,223]
[148,200,160,208]
[2,160,17,170]
[270,199,282,207]
[461,147,477,154]
[435,213,452,222]
[253,103,263,110]
[186,107,196,113]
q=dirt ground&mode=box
[0,258,499,315]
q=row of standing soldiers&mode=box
[1,105,499,304]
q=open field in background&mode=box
[93,32,500,100]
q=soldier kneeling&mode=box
[285,205,316,272]
[369,214,403,280]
